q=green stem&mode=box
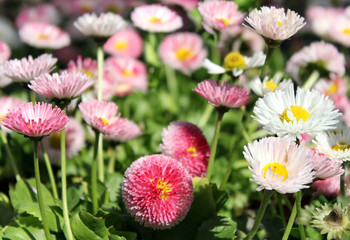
[277,194,286,227]
[1,129,21,181]
[341,166,346,203]
[206,109,225,180]
[259,46,277,79]
[97,46,104,101]
[98,133,104,183]
[282,202,297,240]
[296,191,306,240]
[33,140,51,240]
[92,131,100,214]
[107,146,118,174]
[61,130,74,240]
[219,164,232,190]
[302,70,319,89]
[40,141,58,199]
[198,104,214,128]
[30,90,36,103]
[244,190,273,240]
[164,65,178,101]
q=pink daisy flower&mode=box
[309,149,344,180]
[312,174,350,198]
[122,154,193,229]
[131,4,183,33]
[2,102,68,139]
[41,117,85,164]
[78,100,127,136]
[19,22,70,49]
[4,54,57,83]
[104,118,141,142]
[198,1,243,34]
[0,65,12,88]
[160,121,210,177]
[158,32,207,75]
[16,3,61,28]
[67,56,98,80]
[103,28,143,58]
[0,96,26,134]
[194,79,250,109]
[0,40,11,64]
[28,71,94,102]
[329,15,350,47]
[161,0,198,11]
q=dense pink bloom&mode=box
[103,28,143,58]
[122,154,193,229]
[104,118,141,142]
[0,40,11,64]
[0,96,26,134]
[161,0,198,11]
[79,100,127,136]
[16,4,60,28]
[160,121,210,177]
[2,102,68,138]
[29,71,94,100]
[159,32,207,74]
[4,54,57,83]
[131,4,183,33]
[67,56,98,80]
[19,22,70,49]
[194,79,250,109]
[198,1,243,34]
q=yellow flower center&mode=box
[49,133,61,150]
[326,83,338,95]
[216,17,230,26]
[36,33,50,40]
[223,52,246,71]
[0,114,6,124]
[278,21,283,27]
[187,146,198,157]
[151,178,171,200]
[115,41,128,51]
[98,117,109,126]
[332,141,350,151]
[264,81,278,92]
[343,28,350,35]
[262,163,288,182]
[122,69,134,76]
[176,47,194,61]
[149,16,162,24]
[80,69,94,79]
[280,105,310,123]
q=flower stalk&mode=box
[40,141,58,199]
[1,129,21,182]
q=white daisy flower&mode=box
[243,137,315,194]
[202,51,265,77]
[253,85,341,139]
[249,73,293,96]
[244,6,305,42]
[74,12,128,38]
[314,125,350,162]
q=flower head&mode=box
[249,74,293,97]
[243,137,315,194]
[122,154,193,229]
[67,56,97,80]
[253,85,341,139]
[103,118,141,142]
[159,32,207,75]
[329,15,350,47]
[312,176,341,197]
[2,102,69,139]
[131,4,183,33]
[0,40,11,64]
[4,54,57,83]
[19,22,70,49]
[161,0,198,11]
[194,79,250,109]
[0,96,26,134]
[160,121,210,177]
[16,3,61,28]
[198,1,243,34]
[308,149,344,179]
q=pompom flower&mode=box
[198,1,243,34]
[253,85,341,139]
[0,40,11,64]
[122,154,194,229]
[249,74,293,97]
[78,100,127,136]
[243,137,315,194]
[160,121,210,177]
[244,6,305,43]
[67,56,97,80]
[158,32,207,75]
[19,22,70,49]
[103,28,143,58]
[193,79,250,109]
[1,102,69,139]
[74,12,128,38]
[4,54,57,83]
[131,4,183,33]
[103,118,141,142]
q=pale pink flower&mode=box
[161,0,198,11]
[309,149,344,179]
[53,0,97,16]
[28,71,94,101]
[0,40,11,64]
[0,96,26,134]
[159,32,207,74]
[41,117,85,164]
[16,3,61,28]
[0,65,11,87]
[103,28,143,58]
[4,54,57,83]
[122,154,193,229]
[2,102,69,138]
[160,121,210,177]
[286,41,345,83]
[131,4,183,33]
[104,118,141,142]
[329,15,350,47]
[244,6,305,42]
[78,100,127,136]
[312,173,350,198]
[198,1,243,34]
[194,79,250,109]
[19,22,70,49]
[67,56,98,80]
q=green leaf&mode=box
[109,229,137,240]
[0,192,15,227]
[9,179,36,211]
[102,235,126,240]
[195,216,237,240]
[67,186,82,211]
[71,211,109,240]
[105,173,124,203]
[306,226,323,240]
[144,33,160,66]
[210,183,228,211]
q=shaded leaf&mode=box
[195,216,237,240]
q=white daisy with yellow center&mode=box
[253,85,341,139]
[243,137,315,194]
[249,74,293,96]
[314,125,350,162]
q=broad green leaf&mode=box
[306,226,322,240]
[67,186,82,211]
[9,179,36,211]
[210,183,228,211]
[102,235,126,240]
[71,211,109,240]
[0,192,15,227]
[105,173,124,203]
[195,216,237,240]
